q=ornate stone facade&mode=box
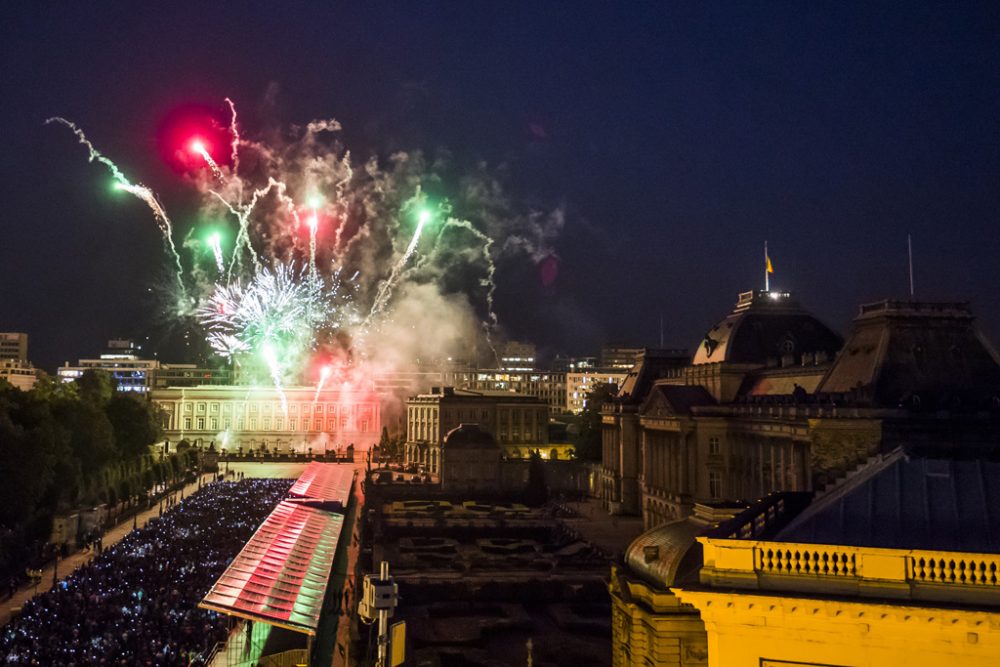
[152,384,381,453]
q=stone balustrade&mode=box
[698,537,1000,605]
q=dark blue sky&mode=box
[2,2,998,370]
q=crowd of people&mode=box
[0,478,293,666]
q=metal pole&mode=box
[377,560,389,667]
[908,233,915,299]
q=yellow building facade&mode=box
[675,537,1000,667]
[610,448,1000,666]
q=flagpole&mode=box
[764,241,769,292]
[907,234,914,299]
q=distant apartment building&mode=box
[566,370,627,413]
[58,339,160,393]
[150,366,234,389]
[0,359,38,390]
[463,369,567,415]
[551,355,598,372]
[58,339,233,393]
[599,344,646,370]
[0,332,28,362]
[497,340,537,371]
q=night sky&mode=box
[2,2,999,371]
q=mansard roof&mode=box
[639,382,717,418]
[816,300,1000,409]
[692,290,842,367]
[614,349,689,405]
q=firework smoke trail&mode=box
[213,178,298,277]
[440,217,500,361]
[224,97,242,203]
[313,364,332,405]
[208,233,225,274]
[46,117,187,299]
[367,209,431,322]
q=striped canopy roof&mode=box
[200,500,344,635]
[288,461,354,508]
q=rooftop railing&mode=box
[698,537,1000,605]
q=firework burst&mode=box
[197,262,329,361]
[48,98,563,397]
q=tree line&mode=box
[0,370,178,579]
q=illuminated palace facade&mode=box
[152,385,381,453]
[606,289,1000,665]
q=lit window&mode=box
[709,437,721,455]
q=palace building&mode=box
[607,288,1000,666]
[152,384,381,453]
[600,290,1000,528]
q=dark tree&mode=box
[573,382,618,461]
[76,369,114,406]
[51,399,116,476]
[106,395,162,460]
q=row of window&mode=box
[178,416,372,432]
[177,401,373,417]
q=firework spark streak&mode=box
[368,208,431,322]
[307,210,318,278]
[46,117,187,298]
[191,140,224,181]
[261,342,288,415]
[314,365,332,405]
[208,233,225,274]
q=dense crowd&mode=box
[0,478,293,666]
